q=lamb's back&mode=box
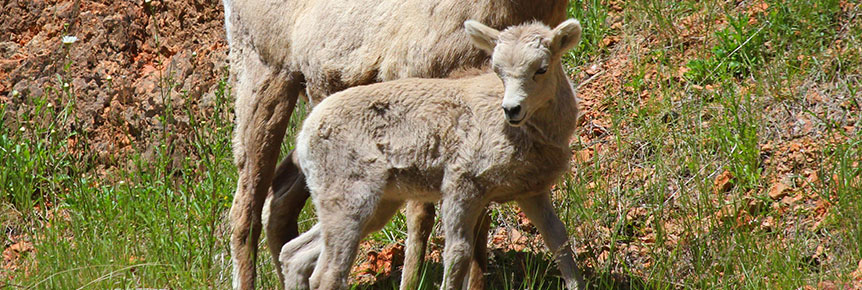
[301,75,503,173]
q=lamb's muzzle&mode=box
[503,104,523,125]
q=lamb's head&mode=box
[465,19,581,126]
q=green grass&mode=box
[2,71,238,288]
[3,0,861,289]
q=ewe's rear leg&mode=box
[229,66,303,289]
[516,194,586,290]
[439,194,485,290]
[263,152,310,285]
[401,201,435,290]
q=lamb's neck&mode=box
[524,63,578,149]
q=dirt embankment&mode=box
[1,0,228,170]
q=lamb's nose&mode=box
[503,105,522,120]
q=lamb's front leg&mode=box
[515,193,586,290]
[439,194,485,290]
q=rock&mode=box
[103,15,131,51]
[199,90,216,109]
[768,183,789,200]
[713,170,734,194]
[0,41,21,57]
[851,259,862,280]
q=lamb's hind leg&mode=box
[515,193,586,290]
[467,209,491,290]
[229,53,303,288]
[310,182,390,290]
[403,203,490,290]
[401,201,435,290]
[282,200,403,289]
[280,224,322,290]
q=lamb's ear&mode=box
[465,20,500,54]
[551,19,582,54]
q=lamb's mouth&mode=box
[507,117,525,126]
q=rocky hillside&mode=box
[2,0,227,172]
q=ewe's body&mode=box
[291,20,586,290]
[225,0,566,102]
[222,0,568,288]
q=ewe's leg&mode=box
[515,194,586,290]
[467,209,491,290]
[264,152,310,285]
[439,195,485,290]
[229,58,303,289]
[363,200,405,235]
[401,201,435,290]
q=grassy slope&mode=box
[2,0,860,289]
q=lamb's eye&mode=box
[536,67,548,75]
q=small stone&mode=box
[768,183,789,200]
[585,64,600,75]
[713,170,734,194]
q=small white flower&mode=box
[19,126,26,132]
[62,35,78,45]
[47,102,54,108]
[144,0,151,3]
[63,82,70,89]
[191,51,197,57]
[106,75,113,81]
[11,90,19,97]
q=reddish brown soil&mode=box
[1,0,228,171]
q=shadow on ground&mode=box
[354,249,651,290]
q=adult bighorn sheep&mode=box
[289,19,586,290]
[223,0,568,288]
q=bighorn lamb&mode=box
[223,0,568,288]
[291,19,586,290]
